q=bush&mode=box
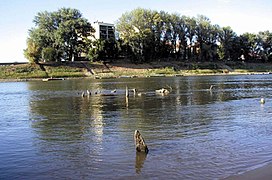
[149,67,176,74]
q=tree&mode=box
[239,33,258,61]
[24,38,41,64]
[256,31,272,62]
[116,8,272,63]
[218,26,238,60]
[185,17,197,60]
[87,39,105,61]
[87,38,120,61]
[116,8,162,62]
[177,15,191,60]
[42,47,57,62]
[24,8,94,63]
[194,15,214,61]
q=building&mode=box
[93,21,115,40]
[76,21,116,61]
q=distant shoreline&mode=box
[1,60,272,82]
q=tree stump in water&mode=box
[134,130,149,153]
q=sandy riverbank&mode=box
[224,162,272,180]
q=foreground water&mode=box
[1,75,272,179]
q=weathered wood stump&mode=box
[155,88,169,95]
[134,130,149,153]
[260,98,265,104]
[126,86,129,97]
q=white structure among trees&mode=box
[93,21,115,40]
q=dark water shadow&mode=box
[135,152,147,174]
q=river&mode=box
[1,75,272,179]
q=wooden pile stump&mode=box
[134,130,149,153]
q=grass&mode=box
[0,64,47,79]
[45,65,85,78]
[1,61,272,80]
[105,67,180,78]
[0,63,87,79]
[184,69,224,74]
[149,67,177,75]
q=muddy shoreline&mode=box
[224,162,272,180]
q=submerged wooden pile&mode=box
[134,130,149,153]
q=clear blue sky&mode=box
[0,0,271,62]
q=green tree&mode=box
[256,31,272,62]
[116,8,162,62]
[195,15,214,61]
[239,33,258,61]
[87,39,105,61]
[87,38,120,61]
[24,38,41,64]
[218,26,238,60]
[116,8,272,63]
[42,47,57,62]
[185,17,197,60]
[25,8,94,63]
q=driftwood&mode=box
[99,94,116,96]
[155,88,169,94]
[209,85,214,91]
[134,130,149,153]
[111,89,117,93]
[81,91,86,97]
[155,85,172,95]
[81,90,91,97]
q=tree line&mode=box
[24,7,272,64]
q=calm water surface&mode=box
[1,75,272,179]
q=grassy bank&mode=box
[1,61,272,80]
[0,63,86,80]
[0,64,47,79]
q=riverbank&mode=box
[224,162,272,180]
[1,60,272,81]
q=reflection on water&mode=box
[92,111,104,143]
[135,152,147,174]
[1,75,272,179]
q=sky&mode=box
[0,0,272,63]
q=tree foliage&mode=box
[24,38,41,63]
[116,8,272,63]
[87,38,120,61]
[218,26,238,60]
[24,8,94,63]
[24,7,272,64]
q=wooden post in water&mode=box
[126,86,129,97]
[126,96,129,108]
[125,86,129,108]
[260,98,265,104]
[134,130,149,153]
[81,91,86,97]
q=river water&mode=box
[1,75,272,179]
